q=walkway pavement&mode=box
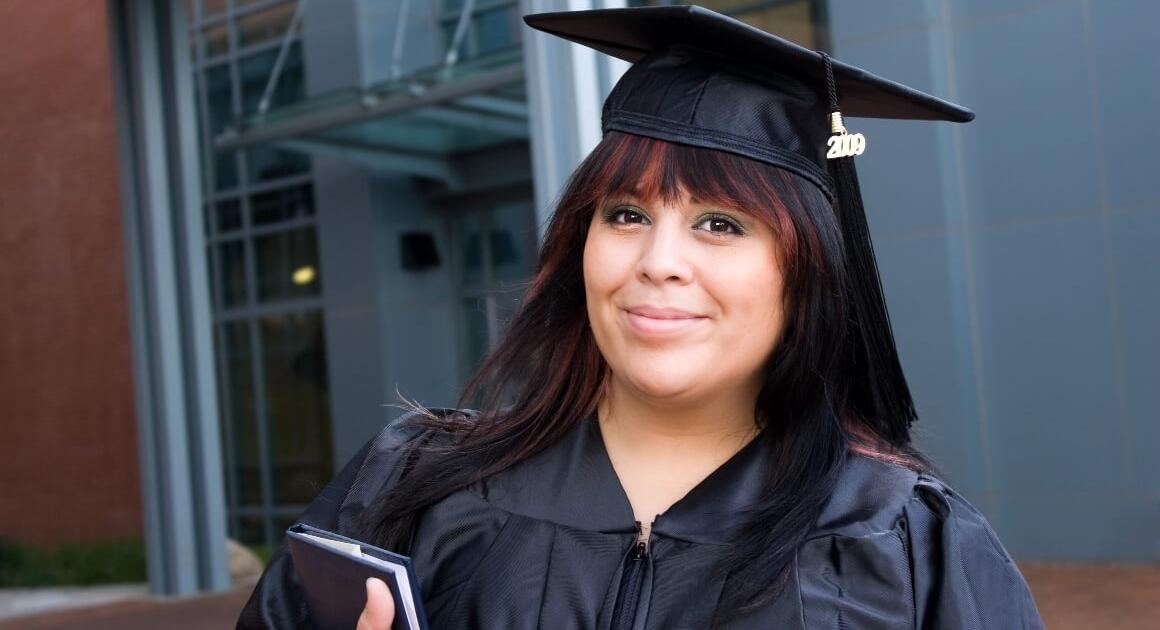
[0,563,1156,629]
[0,580,253,630]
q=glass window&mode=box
[205,63,239,191]
[238,2,298,50]
[453,202,536,377]
[217,321,260,508]
[476,6,518,55]
[215,151,239,192]
[189,0,324,550]
[259,310,333,506]
[204,63,233,135]
[440,21,459,57]
[251,183,314,226]
[217,239,248,308]
[216,198,243,233]
[254,226,321,303]
[459,211,484,288]
[239,42,304,116]
[203,0,227,18]
[236,515,264,545]
[246,145,310,184]
[439,1,520,60]
[461,295,491,372]
[459,203,535,288]
[489,202,535,283]
[204,22,230,58]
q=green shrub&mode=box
[0,537,147,587]
[248,544,275,567]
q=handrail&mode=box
[444,0,478,67]
[257,0,308,115]
[390,0,413,79]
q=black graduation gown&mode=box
[237,414,1044,629]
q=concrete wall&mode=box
[0,2,141,545]
[301,0,465,465]
[829,0,1159,561]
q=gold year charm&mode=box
[827,132,867,159]
[825,111,867,159]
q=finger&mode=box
[356,577,396,630]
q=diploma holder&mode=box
[286,523,430,630]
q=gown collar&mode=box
[479,414,772,544]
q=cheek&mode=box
[712,257,786,348]
[582,237,608,303]
[582,231,634,302]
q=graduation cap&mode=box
[524,5,976,442]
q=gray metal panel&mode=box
[163,0,232,592]
[519,0,626,242]
[107,0,230,595]
[830,0,1160,561]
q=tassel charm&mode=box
[818,51,917,440]
[826,111,866,159]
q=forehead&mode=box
[608,180,715,206]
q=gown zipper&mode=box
[610,522,651,630]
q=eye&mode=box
[693,214,744,235]
[603,206,650,225]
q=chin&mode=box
[619,362,706,402]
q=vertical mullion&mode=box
[247,315,275,545]
[448,215,469,382]
[164,0,230,590]
[228,0,278,546]
[213,322,241,540]
[190,0,247,543]
[480,210,500,349]
[281,225,291,297]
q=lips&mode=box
[622,305,708,337]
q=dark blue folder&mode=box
[286,523,430,630]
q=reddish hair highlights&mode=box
[360,131,929,625]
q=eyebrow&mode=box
[609,191,706,206]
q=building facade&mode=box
[1,0,1155,597]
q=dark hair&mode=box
[356,130,929,625]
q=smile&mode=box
[622,306,709,337]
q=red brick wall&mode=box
[0,2,142,545]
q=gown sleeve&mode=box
[235,416,435,629]
[903,476,1045,630]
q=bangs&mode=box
[581,130,830,269]
[594,132,756,209]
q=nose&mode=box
[635,219,693,285]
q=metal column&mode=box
[519,0,628,242]
[107,0,230,596]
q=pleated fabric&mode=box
[237,414,1043,629]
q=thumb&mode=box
[357,577,396,630]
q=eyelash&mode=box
[601,207,746,236]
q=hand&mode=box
[356,577,396,630]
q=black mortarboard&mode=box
[524,5,976,442]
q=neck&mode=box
[595,377,763,524]
[597,377,761,458]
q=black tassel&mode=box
[829,156,917,443]
[820,54,917,444]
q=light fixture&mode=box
[292,265,316,285]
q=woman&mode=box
[239,6,1044,629]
